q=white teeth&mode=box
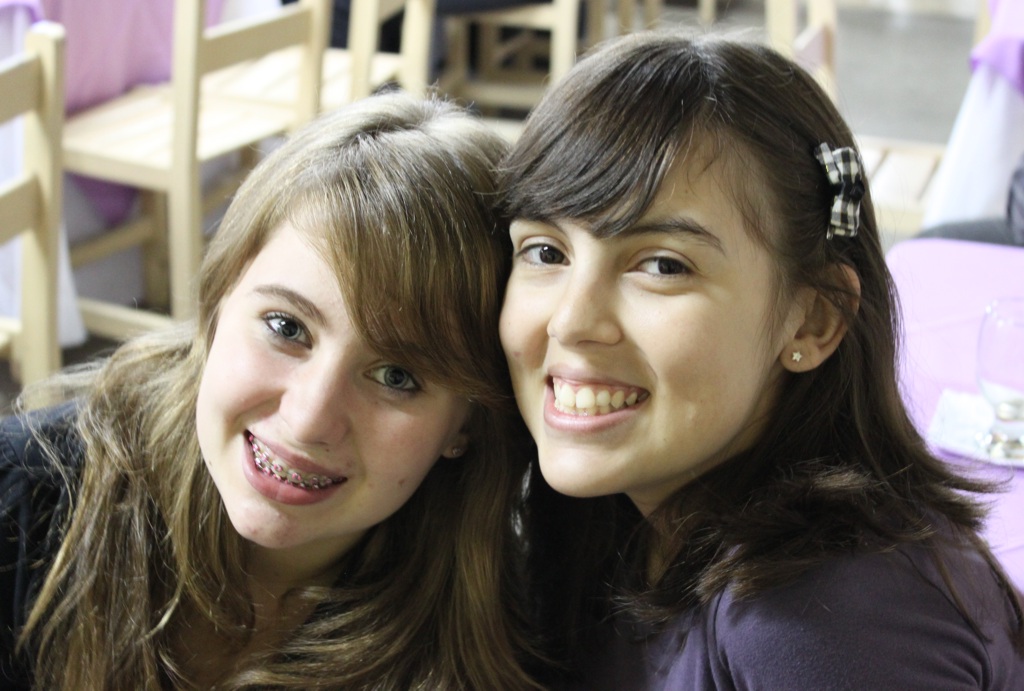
[557,383,576,409]
[552,380,643,416]
[576,387,596,409]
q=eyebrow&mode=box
[252,285,327,326]
[585,216,725,254]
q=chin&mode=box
[221,499,288,546]
[538,463,607,499]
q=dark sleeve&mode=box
[0,403,82,689]
[708,543,1023,690]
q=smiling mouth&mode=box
[247,433,347,490]
[551,379,649,416]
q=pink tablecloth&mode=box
[40,0,225,114]
[887,238,1024,590]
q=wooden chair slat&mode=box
[64,0,329,328]
[0,21,64,386]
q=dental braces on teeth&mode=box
[248,434,343,490]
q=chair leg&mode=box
[168,179,203,320]
[615,0,634,35]
[441,17,471,94]
[549,0,581,82]
[18,222,60,385]
[699,0,715,25]
[643,0,661,28]
[141,191,170,312]
[401,0,435,94]
[582,0,606,47]
[479,24,504,79]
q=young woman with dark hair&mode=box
[501,31,1024,688]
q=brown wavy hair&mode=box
[21,92,542,689]
[503,30,1024,665]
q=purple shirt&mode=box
[565,541,1022,689]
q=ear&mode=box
[441,432,471,459]
[780,264,860,373]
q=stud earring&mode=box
[791,351,803,363]
[449,446,465,458]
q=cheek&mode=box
[365,434,442,499]
[372,402,467,471]
[197,333,276,425]
[499,299,526,360]
[500,302,548,371]
[684,333,779,422]
[390,458,438,491]
[197,338,239,415]
[649,312,766,406]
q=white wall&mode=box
[841,0,981,20]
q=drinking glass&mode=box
[977,297,1024,460]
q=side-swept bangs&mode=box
[203,94,512,410]
[302,124,511,410]
[501,32,780,246]
[501,32,695,234]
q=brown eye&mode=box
[638,256,688,276]
[265,313,309,345]
[520,243,566,265]
[656,258,685,274]
[370,365,420,392]
[538,245,563,264]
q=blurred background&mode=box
[0,0,998,411]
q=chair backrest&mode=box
[172,0,330,179]
[347,0,433,100]
[765,0,837,100]
[0,20,64,386]
[160,0,330,321]
[198,0,418,114]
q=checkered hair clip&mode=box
[814,143,865,239]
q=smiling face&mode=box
[196,222,470,575]
[501,154,806,515]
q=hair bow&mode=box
[814,143,865,239]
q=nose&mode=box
[547,264,622,347]
[278,360,350,448]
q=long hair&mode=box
[503,30,1023,661]
[21,92,542,689]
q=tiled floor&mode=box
[0,0,977,411]
[690,0,975,144]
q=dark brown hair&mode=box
[503,30,1023,664]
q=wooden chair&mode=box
[437,0,581,116]
[63,0,330,338]
[436,0,663,130]
[765,0,836,99]
[765,0,945,240]
[614,0,664,34]
[696,0,717,26]
[0,22,64,386]
[203,0,435,115]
